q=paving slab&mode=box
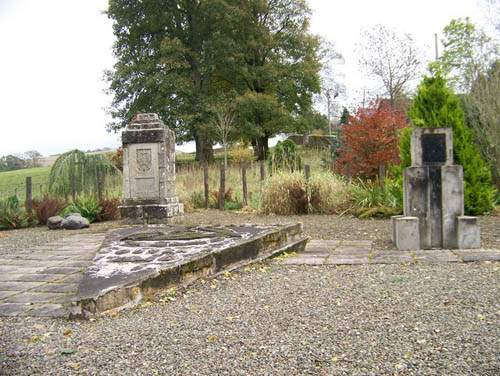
[324,256,370,265]
[3,292,70,304]
[371,251,414,264]
[281,256,326,265]
[0,273,67,282]
[453,249,500,262]
[0,291,20,300]
[0,303,32,316]
[0,281,46,291]
[31,283,79,293]
[412,250,460,263]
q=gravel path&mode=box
[1,211,499,375]
[1,262,499,375]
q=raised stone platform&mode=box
[74,223,307,317]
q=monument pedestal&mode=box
[392,128,480,250]
[120,113,183,224]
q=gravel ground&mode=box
[1,211,500,375]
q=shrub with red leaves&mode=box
[96,198,121,221]
[335,101,409,178]
[31,196,69,225]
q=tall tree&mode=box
[400,74,495,215]
[358,25,423,108]
[106,0,241,162]
[431,17,498,93]
[230,0,322,160]
[470,61,500,190]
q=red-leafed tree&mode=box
[335,101,409,178]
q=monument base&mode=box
[120,203,184,224]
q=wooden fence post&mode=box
[379,165,385,196]
[259,160,265,182]
[97,170,103,202]
[242,165,248,207]
[25,177,32,212]
[218,163,225,211]
[305,165,310,183]
[72,171,77,201]
[204,162,209,208]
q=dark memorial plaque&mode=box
[421,133,446,165]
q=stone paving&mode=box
[1,234,500,318]
[281,239,500,265]
[0,233,105,318]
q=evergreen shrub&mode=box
[399,74,495,215]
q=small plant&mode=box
[189,190,206,209]
[64,194,102,223]
[0,195,32,230]
[95,198,120,221]
[31,195,69,225]
[267,140,303,174]
[224,201,242,211]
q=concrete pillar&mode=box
[457,216,481,249]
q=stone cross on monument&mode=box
[120,113,184,224]
[391,128,480,250]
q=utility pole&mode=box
[326,90,331,135]
[434,33,439,60]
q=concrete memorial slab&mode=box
[392,128,480,250]
[74,223,307,317]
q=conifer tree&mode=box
[399,74,495,215]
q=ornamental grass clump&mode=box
[308,172,351,214]
[260,171,350,215]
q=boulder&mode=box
[61,214,90,230]
[47,216,63,230]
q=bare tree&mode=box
[24,150,43,168]
[358,25,424,107]
[212,107,236,169]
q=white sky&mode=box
[0,0,489,157]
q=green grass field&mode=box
[0,167,51,201]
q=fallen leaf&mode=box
[61,349,76,355]
[208,335,217,342]
[63,328,72,336]
[331,357,340,362]
[33,324,44,330]
[66,361,80,370]
[30,336,40,342]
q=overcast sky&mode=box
[0,0,489,157]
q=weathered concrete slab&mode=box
[412,250,460,263]
[453,249,500,262]
[324,256,370,265]
[74,223,307,317]
[371,251,414,264]
[281,256,325,265]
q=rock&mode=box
[61,214,90,230]
[47,216,63,230]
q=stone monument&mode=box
[120,113,184,224]
[391,128,480,250]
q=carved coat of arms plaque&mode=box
[136,149,152,173]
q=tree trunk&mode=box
[252,136,269,161]
[195,132,214,162]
